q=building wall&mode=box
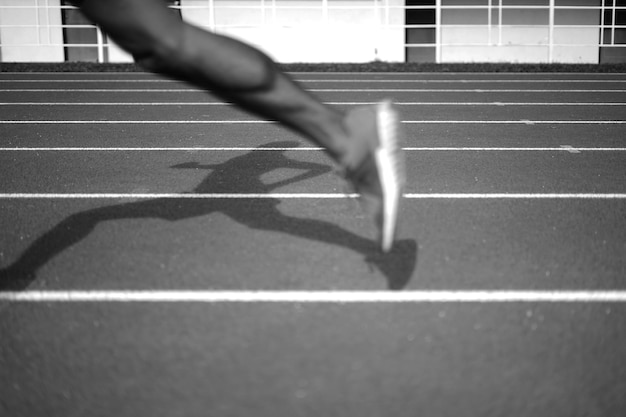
[0,0,620,64]
[107,39,133,63]
[181,0,405,63]
[439,0,601,64]
[0,0,64,62]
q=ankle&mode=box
[307,109,352,164]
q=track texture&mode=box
[1,71,625,416]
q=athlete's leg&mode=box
[72,0,350,161]
[71,0,405,251]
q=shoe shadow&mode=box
[0,141,417,291]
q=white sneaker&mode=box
[341,100,406,252]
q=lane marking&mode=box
[0,147,326,151]
[560,145,582,154]
[1,193,626,199]
[2,79,626,83]
[2,89,626,93]
[401,120,626,124]
[406,147,619,152]
[403,193,626,199]
[0,193,359,199]
[2,147,626,152]
[1,120,624,125]
[2,101,626,106]
[2,290,626,303]
[0,120,274,124]
[2,71,625,76]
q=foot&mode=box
[340,100,406,252]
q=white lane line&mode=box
[0,147,326,151]
[2,102,626,106]
[1,193,625,199]
[404,102,626,106]
[2,79,625,83]
[0,193,358,199]
[2,89,626,93]
[2,71,625,76]
[2,147,626,152]
[560,145,582,154]
[403,193,626,199]
[404,147,626,152]
[0,120,274,124]
[2,290,626,303]
[401,121,626,124]
[1,120,624,125]
[0,102,223,105]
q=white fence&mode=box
[0,0,624,64]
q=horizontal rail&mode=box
[2,5,625,10]
[3,43,625,48]
[1,2,624,64]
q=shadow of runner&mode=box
[0,141,417,291]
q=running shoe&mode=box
[341,100,406,252]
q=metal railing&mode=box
[0,1,624,63]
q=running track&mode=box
[1,71,625,416]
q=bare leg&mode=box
[75,0,352,163]
[72,0,406,251]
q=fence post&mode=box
[435,0,442,63]
[96,26,104,63]
[548,0,554,63]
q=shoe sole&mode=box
[374,100,405,252]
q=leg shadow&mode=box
[0,141,417,291]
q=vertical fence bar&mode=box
[548,0,554,63]
[96,27,104,63]
[600,0,605,46]
[372,0,376,59]
[208,0,216,31]
[498,0,502,46]
[611,0,616,46]
[45,0,51,44]
[488,0,492,45]
[36,0,42,45]
[435,0,442,63]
